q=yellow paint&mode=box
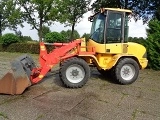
[38,75,44,79]
[49,65,53,68]
[139,58,148,69]
[80,39,148,70]
[87,39,122,54]
[102,8,132,13]
[126,42,148,69]
[87,39,106,53]
[80,38,86,52]
[105,43,122,54]
[40,46,46,51]
[40,46,45,49]
[127,42,146,58]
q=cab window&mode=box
[90,13,106,43]
[106,12,122,43]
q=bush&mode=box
[44,32,65,43]
[1,33,19,46]
[0,43,54,54]
[145,19,160,70]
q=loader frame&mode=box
[31,40,95,84]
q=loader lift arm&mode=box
[31,40,89,84]
[0,39,95,95]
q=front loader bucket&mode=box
[0,54,36,95]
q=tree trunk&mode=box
[39,22,43,42]
[39,6,44,42]
[70,23,75,40]
[0,14,2,36]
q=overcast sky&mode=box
[3,11,148,40]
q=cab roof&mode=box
[101,8,132,13]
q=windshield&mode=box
[90,13,106,43]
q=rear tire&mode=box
[59,57,90,88]
[114,58,139,85]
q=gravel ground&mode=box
[0,52,160,120]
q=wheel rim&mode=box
[66,64,85,83]
[120,64,135,81]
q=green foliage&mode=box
[92,0,159,23]
[1,33,19,46]
[0,43,39,54]
[145,19,160,70]
[38,25,51,40]
[0,0,23,35]
[44,32,66,43]
[0,36,2,43]
[58,0,91,39]
[15,30,33,42]
[16,0,59,41]
[0,43,54,54]
[155,6,160,21]
[21,36,33,42]
[81,33,90,40]
[60,30,80,41]
[128,37,146,45]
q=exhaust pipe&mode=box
[0,55,36,95]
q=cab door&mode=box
[105,11,124,54]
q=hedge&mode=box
[0,43,54,54]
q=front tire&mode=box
[59,57,90,88]
[114,58,139,85]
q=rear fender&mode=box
[107,54,141,69]
[80,54,141,70]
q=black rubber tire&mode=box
[59,57,90,88]
[114,58,139,85]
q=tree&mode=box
[155,6,160,21]
[38,25,51,40]
[91,0,159,23]
[44,32,65,43]
[0,0,22,36]
[16,0,59,42]
[58,0,91,40]
[15,30,33,42]
[60,30,80,41]
[81,33,90,40]
[128,37,146,45]
[22,36,33,41]
[145,19,160,70]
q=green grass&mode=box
[0,112,9,119]
[35,114,44,120]
[132,109,138,120]
[0,95,26,106]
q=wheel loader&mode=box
[0,8,148,95]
